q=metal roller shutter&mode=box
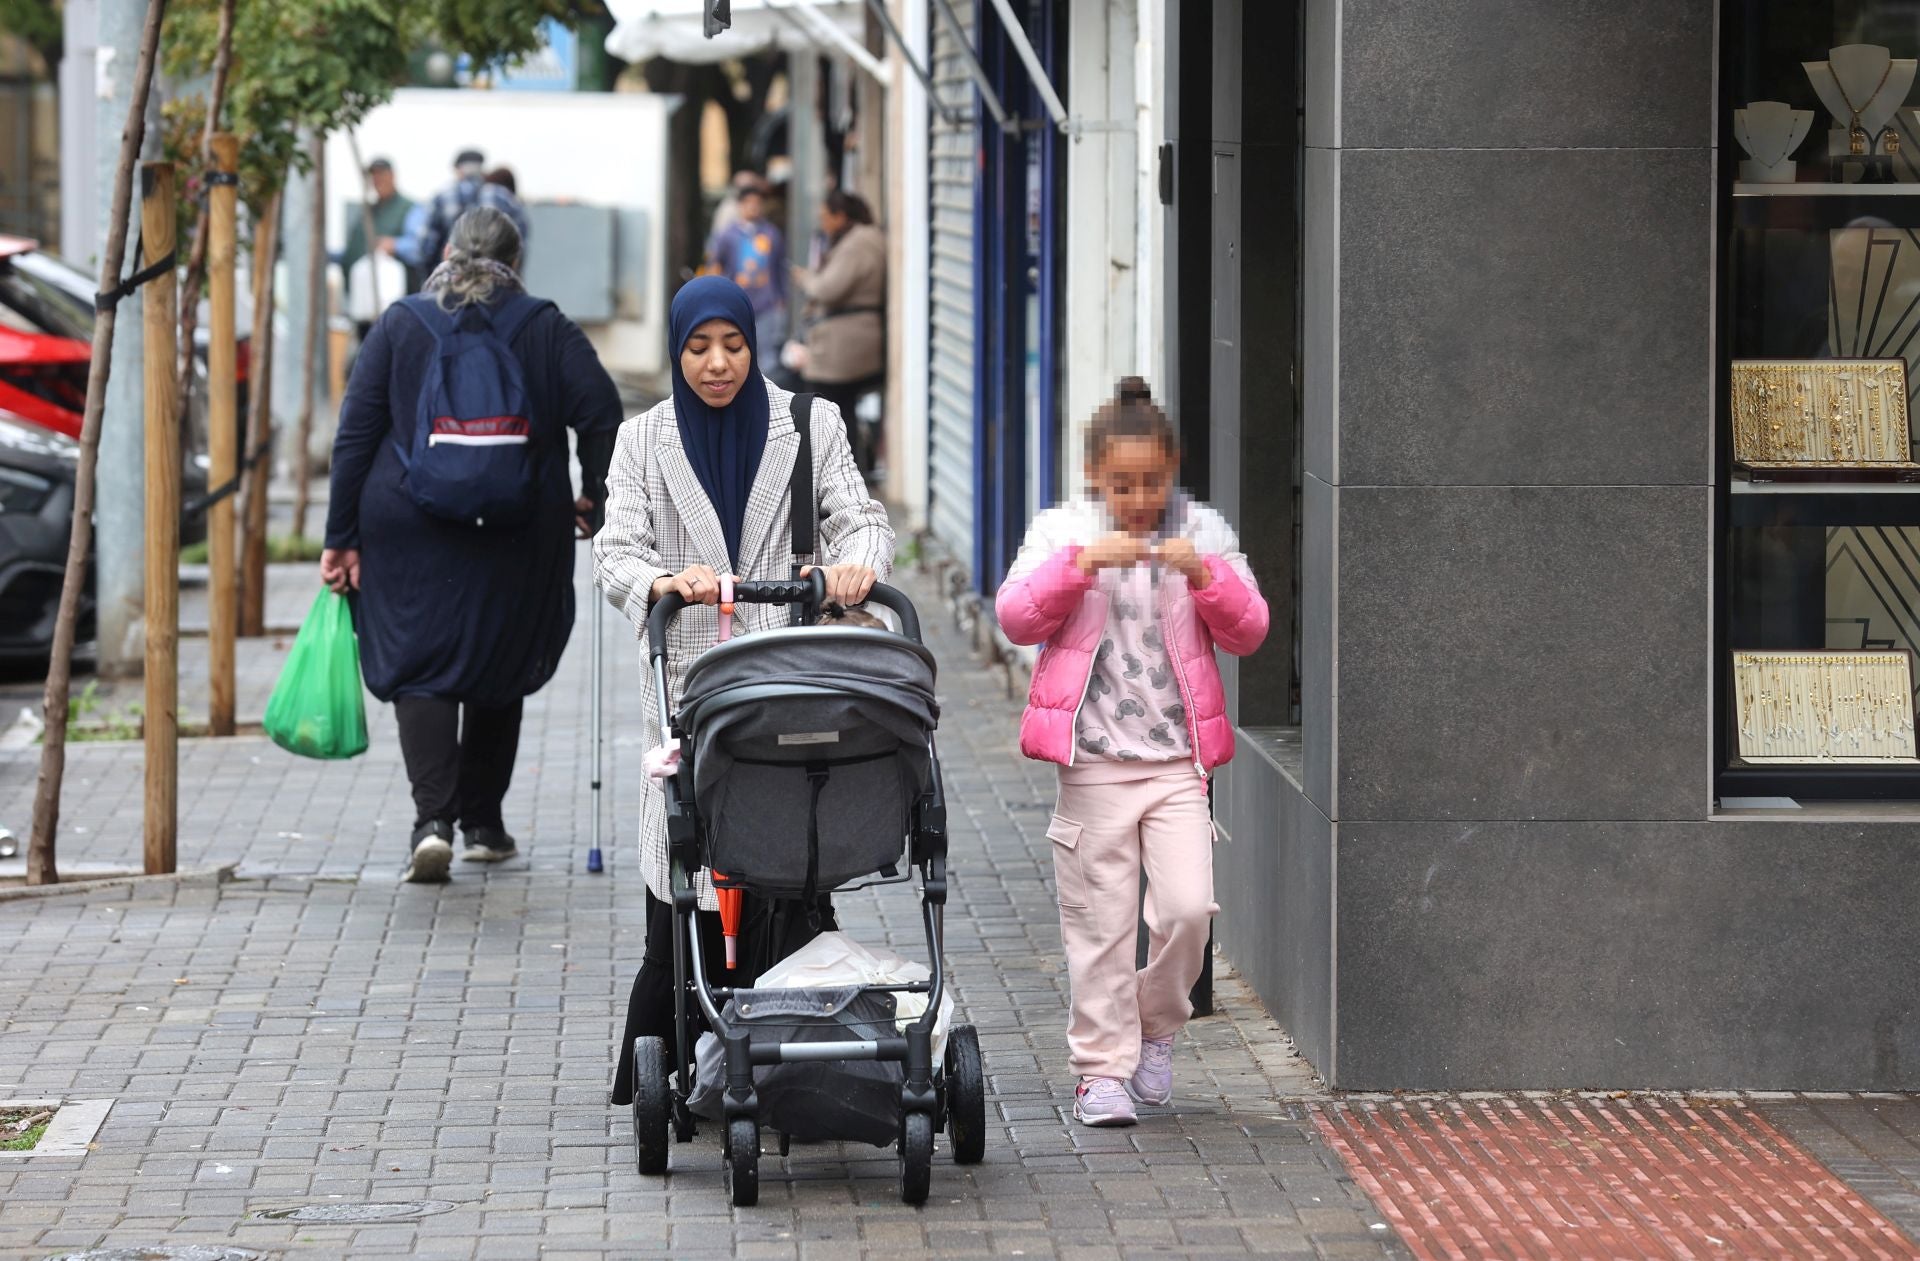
[927,0,977,570]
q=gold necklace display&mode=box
[1732,651,1918,763]
[1835,56,1895,153]
[1731,359,1919,470]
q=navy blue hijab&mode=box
[670,277,770,567]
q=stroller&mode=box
[630,570,986,1206]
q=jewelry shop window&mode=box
[1722,2,1920,802]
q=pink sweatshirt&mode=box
[1073,560,1191,767]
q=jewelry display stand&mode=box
[1734,101,1813,183]
[1731,359,1920,480]
[1805,45,1916,180]
[1732,650,1918,763]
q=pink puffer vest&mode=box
[993,501,1269,773]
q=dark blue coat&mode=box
[325,293,622,706]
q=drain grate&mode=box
[253,1200,458,1224]
[44,1248,265,1261]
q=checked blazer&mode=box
[592,381,895,906]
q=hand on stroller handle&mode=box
[647,574,925,663]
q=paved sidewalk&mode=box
[2,557,1917,1259]
[0,557,1394,1260]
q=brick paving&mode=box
[1314,1097,1918,1260]
[0,554,1396,1260]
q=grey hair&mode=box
[434,207,523,311]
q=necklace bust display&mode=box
[1805,44,1916,174]
[1733,101,1815,183]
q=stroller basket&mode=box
[687,986,905,1147]
[679,628,938,897]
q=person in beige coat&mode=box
[792,191,887,472]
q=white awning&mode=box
[605,0,867,67]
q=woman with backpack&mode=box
[321,206,624,884]
[594,275,894,1103]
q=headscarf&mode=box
[669,276,771,567]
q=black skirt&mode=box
[611,890,837,1105]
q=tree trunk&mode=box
[28,0,171,887]
[239,187,282,638]
[292,133,325,542]
[174,0,237,435]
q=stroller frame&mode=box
[631,573,985,1206]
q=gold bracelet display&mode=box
[1730,359,1919,469]
[1732,650,1918,763]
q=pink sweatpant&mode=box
[1047,765,1217,1080]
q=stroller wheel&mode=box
[898,1109,934,1206]
[944,1024,986,1166]
[723,1116,760,1207]
[630,1037,670,1176]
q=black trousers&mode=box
[611,889,836,1105]
[393,696,523,831]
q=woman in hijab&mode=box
[595,276,894,1101]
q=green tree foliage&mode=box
[0,0,62,71]
[164,0,410,210]
[423,0,605,69]
[162,0,610,210]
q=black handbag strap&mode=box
[789,392,816,628]
[790,392,815,565]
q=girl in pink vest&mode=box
[995,378,1270,1126]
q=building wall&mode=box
[1202,0,1920,1089]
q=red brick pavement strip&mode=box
[1310,1098,1920,1261]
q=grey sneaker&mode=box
[460,826,518,863]
[1073,1076,1137,1127]
[1127,1035,1174,1106]
[404,821,454,883]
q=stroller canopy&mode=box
[678,627,939,895]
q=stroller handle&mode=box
[646,574,925,663]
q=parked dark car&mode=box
[0,412,91,660]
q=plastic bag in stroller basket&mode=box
[686,987,904,1147]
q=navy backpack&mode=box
[393,293,552,528]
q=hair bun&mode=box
[1116,376,1153,403]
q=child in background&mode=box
[994,377,1270,1127]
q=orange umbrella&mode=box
[715,876,743,969]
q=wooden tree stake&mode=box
[240,186,282,638]
[141,161,180,876]
[207,132,239,736]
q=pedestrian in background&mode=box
[994,377,1270,1127]
[321,207,623,884]
[482,167,532,264]
[791,190,886,474]
[339,157,416,333]
[706,169,768,247]
[702,177,788,365]
[595,276,894,1101]
[401,148,486,281]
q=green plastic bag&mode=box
[263,587,369,760]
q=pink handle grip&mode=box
[718,574,734,643]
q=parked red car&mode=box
[0,234,250,447]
